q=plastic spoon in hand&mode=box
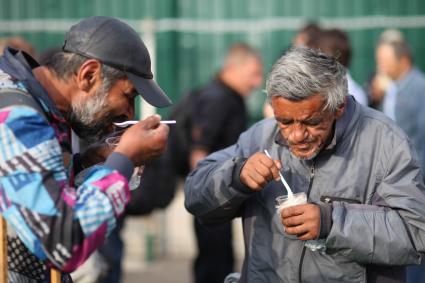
[264,149,293,197]
[114,120,176,127]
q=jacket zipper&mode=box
[298,161,315,283]
[320,196,361,204]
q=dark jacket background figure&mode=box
[190,77,247,283]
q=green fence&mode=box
[1,0,424,120]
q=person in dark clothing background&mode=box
[189,43,263,283]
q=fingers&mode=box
[141,115,170,142]
[280,204,321,241]
[254,162,275,182]
[297,232,316,241]
[241,173,266,191]
[259,157,281,182]
[240,152,283,191]
[114,114,171,165]
[141,114,161,129]
[274,160,282,171]
[281,205,305,218]
[281,213,304,227]
[284,223,310,237]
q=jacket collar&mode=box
[274,95,357,152]
[0,47,64,119]
[396,67,419,93]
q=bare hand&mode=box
[240,152,282,191]
[281,204,321,241]
[114,115,169,166]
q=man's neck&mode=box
[396,62,412,82]
[219,71,244,97]
[32,66,72,115]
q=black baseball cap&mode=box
[63,16,172,108]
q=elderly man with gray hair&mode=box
[185,47,425,283]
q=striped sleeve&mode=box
[0,106,131,272]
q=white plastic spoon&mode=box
[114,120,176,127]
[264,149,293,197]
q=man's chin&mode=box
[289,147,320,161]
[68,114,116,143]
[71,123,109,143]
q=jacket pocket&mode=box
[320,195,361,204]
[303,249,367,283]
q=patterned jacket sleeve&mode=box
[0,106,132,272]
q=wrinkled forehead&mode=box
[271,94,326,118]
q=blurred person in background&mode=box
[375,29,425,175]
[292,22,322,49]
[375,29,425,283]
[0,16,171,282]
[185,47,425,283]
[91,144,178,283]
[317,28,368,106]
[189,43,263,283]
[366,71,392,109]
[0,36,37,58]
[367,29,405,109]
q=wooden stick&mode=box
[51,268,61,283]
[0,215,62,283]
[0,216,7,283]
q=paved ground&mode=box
[123,256,192,283]
[70,186,244,283]
[119,187,244,283]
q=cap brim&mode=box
[126,72,172,108]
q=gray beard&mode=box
[68,87,112,143]
[68,111,115,143]
[289,146,321,161]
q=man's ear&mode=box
[335,99,346,119]
[76,59,102,92]
[400,55,412,73]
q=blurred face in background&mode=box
[293,32,309,47]
[376,44,404,81]
[231,56,263,96]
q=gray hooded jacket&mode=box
[185,97,425,283]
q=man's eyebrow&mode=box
[276,117,294,122]
[275,113,325,126]
[304,116,323,122]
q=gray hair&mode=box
[45,51,126,92]
[266,47,347,112]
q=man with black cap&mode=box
[0,16,171,281]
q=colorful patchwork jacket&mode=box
[0,48,134,281]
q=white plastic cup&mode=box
[104,129,126,147]
[128,166,144,190]
[276,192,326,253]
[275,192,307,214]
[105,135,121,147]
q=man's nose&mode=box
[289,124,308,143]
